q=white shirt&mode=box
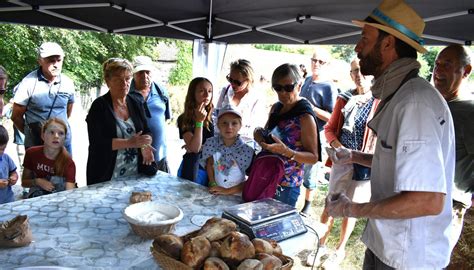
[212,152,245,189]
[363,78,456,269]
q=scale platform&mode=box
[222,198,307,242]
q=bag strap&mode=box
[25,75,61,124]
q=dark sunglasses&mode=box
[311,58,327,65]
[272,83,297,92]
[226,75,243,87]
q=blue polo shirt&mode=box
[13,68,75,149]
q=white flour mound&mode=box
[137,211,170,224]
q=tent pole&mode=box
[208,0,213,40]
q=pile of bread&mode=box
[152,217,290,270]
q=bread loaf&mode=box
[252,238,273,254]
[259,254,282,270]
[266,239,282,255]
[129,191,152,204]
[152,233,183,260]
[209,241,222,257]
[204,257,230,270]
[237,259,263,270]
[219,231,255,264]
[197,217,237,241]
[181,236,211,268]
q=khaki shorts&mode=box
[328,163,371,203]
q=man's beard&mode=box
[358,41,383,77]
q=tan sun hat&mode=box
[352,0,427,54]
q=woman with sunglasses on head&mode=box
[86,58,155,185]
[254,63,320,207]
[176,77,214,185]
[215,59,266,147]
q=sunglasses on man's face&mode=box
[311,58,327,65]
[272,83,297,92]
[226,75,243,87]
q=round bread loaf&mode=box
[252,239,273,254]
[197,217,237,241]
[181,236,211,268]
[219,231,255,264]
[259,254,282,270]
[266,239,282,255]
[204,257,230,270]
[152,233,183,260]
[237,259,264,270]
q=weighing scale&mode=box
[222,198,307,242]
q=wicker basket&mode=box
[123,201,183,239]
[129,222,178,239]
[151,231,294,269]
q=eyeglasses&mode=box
[350,68,360,75]
[272,83,297,92]
[311,58,327,65]
[226,75,243,87]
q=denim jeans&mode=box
[274,185,301,207]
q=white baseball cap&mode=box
[133,56,156,73]
[217,105,242,119]
[38,42,64,58]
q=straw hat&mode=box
[353,0,427,53]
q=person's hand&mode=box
[261,135,289,156]
[141,145,156,165]
[209,186,230,195]
[194,102,207,123]
[0,179,8,189]
[326,147,352,164]
[8,176,18,186]
[35,178,55,192]
[181,144,191,153]
[130,131,153,148]
[326,193,352,217]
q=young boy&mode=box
[200,105,254,195]
[0,125,19,204]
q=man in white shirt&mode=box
[326,0,456,268]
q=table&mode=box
[0,172,244,269]
[0,172,317,269]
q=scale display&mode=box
[222,198,307,242]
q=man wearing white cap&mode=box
[326,0,456,268]
[129,56,171,173]
[11,42,75,154]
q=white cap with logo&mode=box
[38,42,64,58]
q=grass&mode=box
[291,184,367,269]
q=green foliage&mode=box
[254,44,284,52]
[331,45,356,62]
[0,24,161,95]
[168,40,193,86]
[420,46,441,81]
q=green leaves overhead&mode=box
[0,24,160,95]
